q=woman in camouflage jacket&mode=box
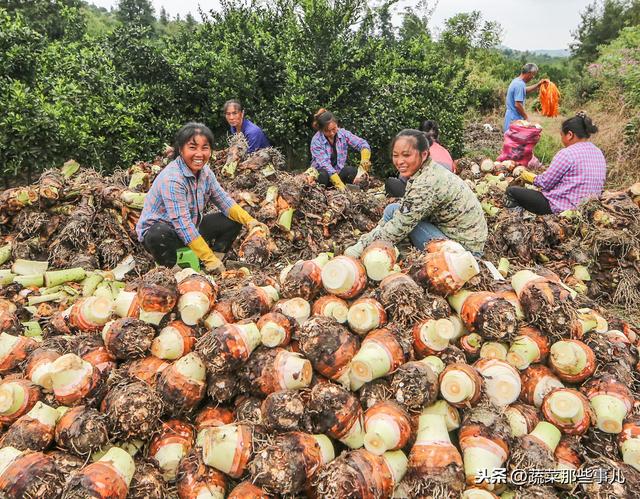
[345,129,487,256]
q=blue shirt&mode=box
[230,118,270,153]
[504,77,526,131]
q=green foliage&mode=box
[116,0,155,28]
[1,0,86,40]
[0,0,519,181]
[594,26,640,108]
[571,0,640,63]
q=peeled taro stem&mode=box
[250,432,334,495]
[504,403,541,438]
[257,311,294,348]
[0,378,41,426]
[321,255,367,299]
[509,421,561,478]
[102,380,163,440]
[458,399,511,490]
[176,272,218,326]
[413,317,461,357]
[363,401,413,455]
[0,401,59,451]
[307,382,364,449]
[238,347,313,397]
[0,332,38,374]
[349,328,408,391]
[151,320,196,361]
[137,269,178,325]
[519,364,564,408]
[347,297,387,336]
[506,326,550,371]
[0,450,65,498]
[156,352,207,417]
[438,363,483,409]
[449,290,518,342]
[312,295,349,323]
[473,358,522,407]
[261,390,307,432]
[101,318,155,361]
[55,405,109,456]
[298,316,359,386]
[413,244,480,296]
[390,357,441,413]
[149,419,195,482]
[68,296,114,333]
[176,450,227,499]
[404,413,465,498]
[49,353,106,407]
[62,447,135,499]
[200,423,253,479]
[274,297,311,325]
[581,373,634,434]
[541,388,594,436]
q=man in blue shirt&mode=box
[504,63,547,131]
[224,99,270,153]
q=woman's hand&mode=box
[204,258,226,275]
[344,242,364,258]
[519,170,537,184]
[247,219,270,235]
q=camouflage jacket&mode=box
[358,160,488,253]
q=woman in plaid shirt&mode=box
[506,112,606,214]
[136,123,267,274]
[310,109,372,190]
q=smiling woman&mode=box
[135,122,268,274]
[344,129,488,257]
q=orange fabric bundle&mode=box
[540,80,560,117]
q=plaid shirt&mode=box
[534,142,606,213]
[310,128,369,175]
[136,157,236,244]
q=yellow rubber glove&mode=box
[187,236,225,274]
[228,203,255,226]
[520,170,537,184]
[360,148,372,172]
[330,173,346,191]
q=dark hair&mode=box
[223,99,243,114]
[173,122,215,158]
[312,108,336,131]
[419,120,439,142]
[391,129,432,153]
[562,111,598,138]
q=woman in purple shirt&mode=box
[309,109,371,190]
[224,99,270,153]
[506,112,606,214]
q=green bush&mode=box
[0,0,507,181]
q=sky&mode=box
[90,0,594,51]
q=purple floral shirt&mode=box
[310,128,369,175]
[534,142,606,213]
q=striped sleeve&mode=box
[206,170,235,216]
[534,149,572,191]
[310,134,336,175]
[159,178,201,245]
[342,129,370,151]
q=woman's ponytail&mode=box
[562,111,598,138]
[312,108,335,131]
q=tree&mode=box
[185,13,197,29]
[159,7,169,25]
[2,0,85,40]
[116,0,155,28]
[571,0,640,63]
[440,11,503,57]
